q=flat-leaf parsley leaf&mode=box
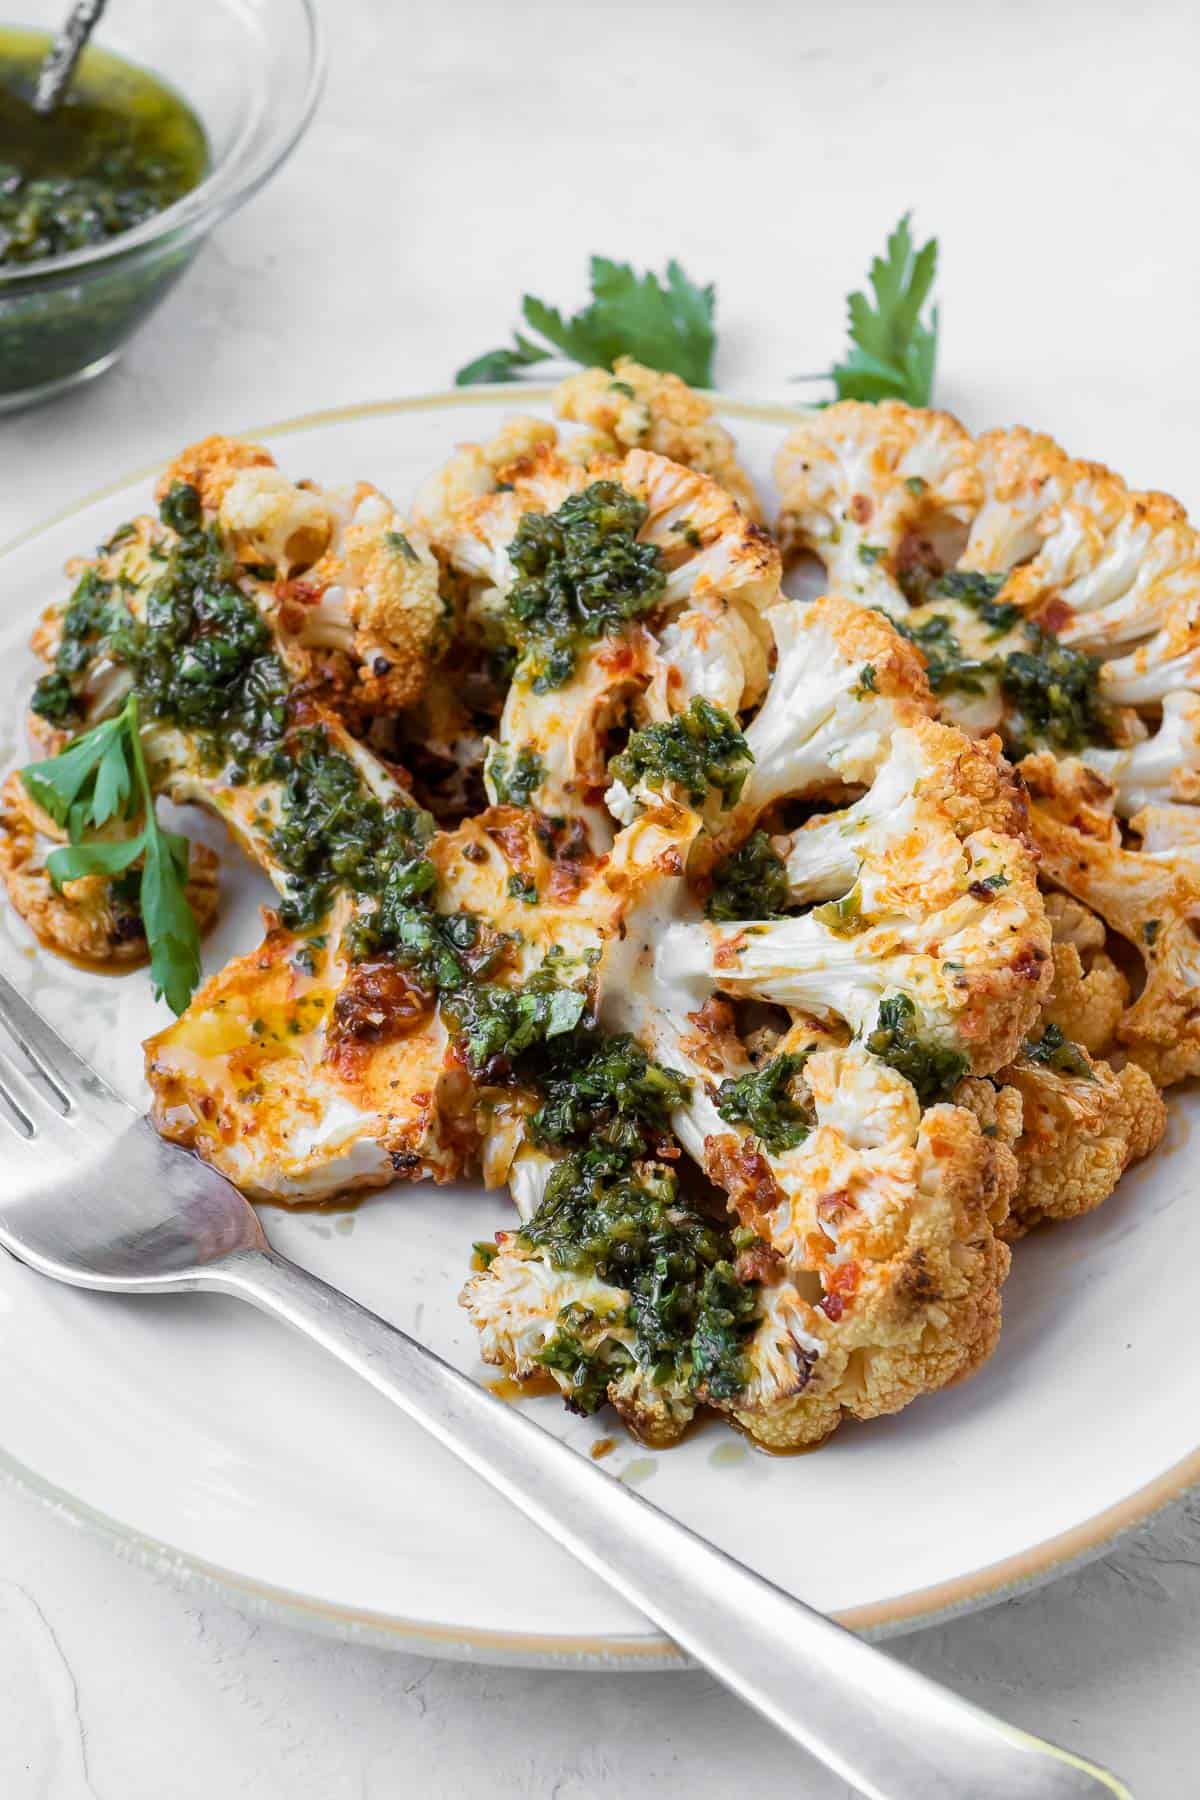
[456,256,716,387]
[20,694,201,1014]
[830,212,939,406]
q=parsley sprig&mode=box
[456,256,716,388]
[827,212,939,407]
[20,694,201,1013]
[456,221,941,408]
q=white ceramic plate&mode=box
[2,391,1198,1668]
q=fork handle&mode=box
[205,1246,1129,1800]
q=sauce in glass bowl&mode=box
[0,25,208,267]
[0,0,321,414]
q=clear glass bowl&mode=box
[0,0,324,413]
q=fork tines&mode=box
[0,970,114,1135]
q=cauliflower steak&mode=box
[775,396,1193,1123]
[464,597,1049,1447]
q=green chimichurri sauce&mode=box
[0,28,209,403]
[499,482,666,692]
[32,482,290,778]
[0,27,207,266]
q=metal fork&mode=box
[0,971,1130,1800]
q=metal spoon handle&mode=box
[33,0,108,115]
[202,1245,1131,1800]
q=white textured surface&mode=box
[3,0,1200,1792]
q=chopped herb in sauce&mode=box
[500,481,665,691]
[267,727,435,929]
[865,993,968,1104]
[705,830,790,922]
[33,482,290,775]
[715,1052,812,1153]
[385,529,419,562]
[1021,1022,1093,1080]
[999,626,1111,756]
[522,1153,757,1406]
[812,883,867,935]
[488,744,545,807]
[0,31,208,268]
[887,581,1112,753]
[444,980,585,1072]
[608,696,751,809]
[527,1032,691,1156]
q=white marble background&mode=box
[4,0,1200,1792]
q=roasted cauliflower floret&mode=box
[170,432,446,714]
[423,444,781,846]
[273,484,444,714]
[462,1152,749,1447]
[951,438,1200,758]
[642,606,759,721]
[410,418,559,539]
[426,805,606,974]
[950,1072,1024,1154]
[145,906,468,1201]
[1079,691,1200,814]
[155,437,444,720]
[672,691,1052,1086]
[0,772,219,968]
[485,627,657,847]
[217,464,333,576]
[779,406,1200,672]
[665,833,1048,1088]
[774,403,1200,777]
[775,715,1031,914]
[21,455,441,917]
[725,1085,1015,1451]
[416,362,759,539]
[770,398,1197,1248]
[140,724,475,1201]
[984,456,1200,657]
[146,792,603,1203]
[581,809,1019,1449]
[726,594,934,833]
[774,399,980,614]
[463,1235,641,1406]
[995,1036,1165,1236]
[1040,891,1129,1056]
[953,426,1071,573]
[464,801,1019,1453]
[619,447,778,709]
[1021,752,1200,1084]
[156,433,276,512]
[553,357,762,521]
